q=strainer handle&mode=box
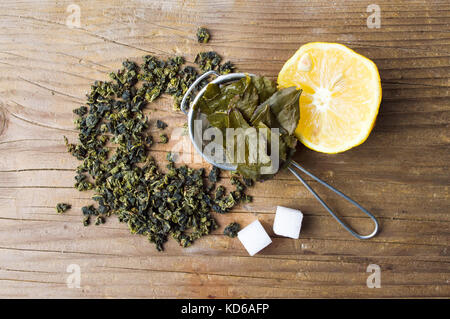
[180,70,219,115]
[288,160,379,239]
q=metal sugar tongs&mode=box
[180,71,379,239]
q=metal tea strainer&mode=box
[180,71,379,239]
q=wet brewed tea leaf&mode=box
[194,75,301,181]
[258,86,302,135]
[252,76,278,103]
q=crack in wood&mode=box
[18,76,85,103]
[7,103,76,133]
[0,104,6,137]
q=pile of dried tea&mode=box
[63,42,249,251]
[134,51,234,110]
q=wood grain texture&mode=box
[0,0,449,298]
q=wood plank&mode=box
[0,0,448,298]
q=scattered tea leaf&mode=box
[156,119,168,130]
[208,166,221,183]
[83,216,90,226]
[56,203,71,214]
[195,51,222,72]
[224,222,240,238]
[196,27,210,43]
[159,133,169,144]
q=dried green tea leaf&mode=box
[195,51,222,72]
[56,203,71,214]
[196,27,210,43]
[159,133,169,144]
[95,216,105,225]
[218,61,234,75]
[82,205,98,216]
[73,106,87,117]
[166,152,176,162]
[224,222,240,238]
[83,216,90,226]
[243,177,254,187]
[156,119,168,130]
[208,166,221,183]
[214,185,225,199]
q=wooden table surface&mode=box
[0,0,449,298]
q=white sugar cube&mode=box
[273,206,303,239]
[237,220,272,256]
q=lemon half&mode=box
[278,42,382,153]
